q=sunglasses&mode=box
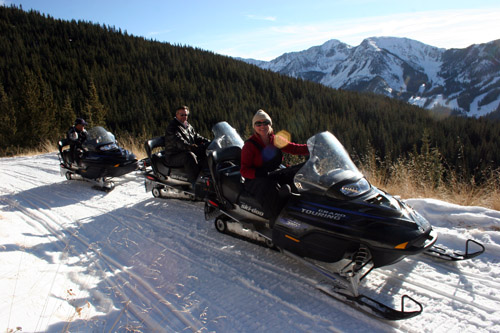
[255,121,270,127]
[179,114,189,117]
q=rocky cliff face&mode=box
[242,37,500,117]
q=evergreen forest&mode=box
[1,5,500,184]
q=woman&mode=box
[240,109,309,223]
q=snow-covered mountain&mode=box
[243,37,500,117]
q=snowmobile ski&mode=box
[62,168,116,192]
[425,239,485,261]
[317,284,422,320]
[284,250,423,320]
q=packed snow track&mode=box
[1,153,499,332]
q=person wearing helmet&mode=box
[67,118,88,166]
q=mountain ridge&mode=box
[240,37,500,117]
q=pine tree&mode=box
[83,80,107,127]
[17,68,41,146]
[57,95,76,134]
[0,83,16,149]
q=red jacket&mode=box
[240,133,309,179]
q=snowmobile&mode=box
[142,121,242,200]
[204,124,485,320]
[58,126,139,191]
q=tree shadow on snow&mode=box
[0,180,113,211]
[5,197,213,332]
[8,193,489,332]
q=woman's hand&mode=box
[274,130,291,148]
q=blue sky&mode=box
[4,0,500,60]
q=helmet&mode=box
[75,118,87,126]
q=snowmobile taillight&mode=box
[208,200,219,207]
[146,175,156,181]
[114,163,120,167]
[395,241,408,249]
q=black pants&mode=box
[165,151,203,183]
[244,172,293,224]
[70,145,82,165]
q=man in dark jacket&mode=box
[67,118,88,166]
[164,106,210,184]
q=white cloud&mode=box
[147,29,172,37]
[246,14,277,22]
[218,8,500,60]
[338,9,500,48]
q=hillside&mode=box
[1,5,500,183]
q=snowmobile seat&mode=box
[217,165,243,203]
[58,138,70,153]
[212,146,241,169]
[206,146,243,204]
[145,136,164,176]
[58,138,72,165]
[145,136,165,160]
[145,136,191,168]
[146,136,185,177]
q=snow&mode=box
[249,37,500,116]
[468,92,500,118]
[1,153,500,332]
[368,37,445,86]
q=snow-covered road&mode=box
[1,153,499,332]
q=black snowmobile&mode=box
[58,126,139,191]
[142,122,241,200]
[204,124,485,320]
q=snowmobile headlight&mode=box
[403,203,431,231]
[99,143,119,151]
[340,178,370,197]
[412,209,431,231]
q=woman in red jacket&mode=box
[240,109,309,224]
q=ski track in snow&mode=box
[1,153,499,332]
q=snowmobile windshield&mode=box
[83,126,117,151]
[207,121,244,153]
[294,131,369,197]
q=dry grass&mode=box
[116,133,147,160]
[370,179,500,210]
[361,160,500,211]
[1,139,58,157]
[4,136,499,211]
[3,135,148,160]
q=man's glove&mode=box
[255,169,268,178]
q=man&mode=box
[164,106,210,185]
[67,118,88,166]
